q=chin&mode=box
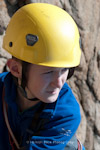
[42,96,58,103]
[46,99,57,103]
[37,93,59,103]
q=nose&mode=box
[51,72,63,89]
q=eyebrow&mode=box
[41,67,67,72]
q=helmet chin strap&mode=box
[18,76,39,101]
[18,85,39,101]
[17,61,39,101]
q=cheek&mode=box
[39,77,50,89]
[26,73,37,91]
[62,77,67,84]
[65,70,69,80]
[40,75,52,85]
[62,72,69,83]
[29,76,49,91]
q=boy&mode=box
[0,3,85,150]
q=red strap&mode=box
[9,134,15,150]
[77,139,82,150]
[2,86,21,150]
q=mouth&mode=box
[47,90,58,95]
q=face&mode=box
[25,64,69,103]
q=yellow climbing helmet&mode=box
[3,3,81,68]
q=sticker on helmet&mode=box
[26,34,38,46]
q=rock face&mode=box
[0,0,100,149]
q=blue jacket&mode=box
[0,72,81,150]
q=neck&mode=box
[16,88,40,112]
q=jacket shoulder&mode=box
[0,72,9,91]
[0,72,9,82]
[59,82,77,104]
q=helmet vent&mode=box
[9,42,13,47]
[26,34,38,46]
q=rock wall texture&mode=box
[0,0,100,149]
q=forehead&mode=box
[29,64,65,71]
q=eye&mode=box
[61,68,68,72]
[43,71,53,75]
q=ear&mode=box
[7,58,22,78]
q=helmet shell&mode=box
[3,3,81,67]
